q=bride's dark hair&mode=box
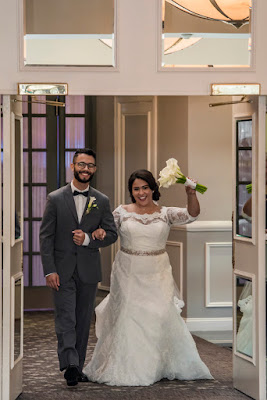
[128,169,161,203]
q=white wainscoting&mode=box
[166,241,183,300]
[185,317,233,332]
[205,242,232,308]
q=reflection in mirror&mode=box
[15,119,22,241]
[236,119,252,238]
[23,0,115,67]
[14,278,22,363]
[162,0,252,68]
[235,276,253,358]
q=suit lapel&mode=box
[63,183,79,224]
[80,186,94,224]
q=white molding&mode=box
[205,242,232,308]
[172,220,232,232]
[185,317,232,332]
[166,240,183,299]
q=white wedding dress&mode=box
[84,205,213,386]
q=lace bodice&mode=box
[113,205,196,253]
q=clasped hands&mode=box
[46,227,107,291]
[72,227,106,245]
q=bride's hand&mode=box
[185,177,197,195]
[92,228,106,241]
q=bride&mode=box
[83,169,213,386]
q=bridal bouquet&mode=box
[246,183,252,194]
[158,158,207,194]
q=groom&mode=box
[40,148,117,386]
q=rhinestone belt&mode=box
[121,247,166,256]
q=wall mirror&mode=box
[161,0,252,69]
[11,274,23,368]
[11,114,23,246]
[22,0,115,67]
[236,119,252,239]
[234,274,254,361]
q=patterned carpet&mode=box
[18,311,251,400]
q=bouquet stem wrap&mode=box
[158,158,207,194]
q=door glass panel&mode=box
[65,151,75,183]
[31,96,46,114]
[236,119,252,238]
[32,221,41,252]
[32,152,47,183]
[32,256,46,286]
[32,187,47,218]
[23,187,29,218]
[65,118,85,148]
[23,256,29,287]
[235,275,253,359]
[66,96,85,114]
[32,118,46,148]
[162,0,252,68]
[23,0,115,67]
[23,118,28,148]
[23,221,29,253]
[23,152,28,183]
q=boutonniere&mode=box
[85,196,98,215]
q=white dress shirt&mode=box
[71,181,90,246]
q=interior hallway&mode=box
[19,311,251,400]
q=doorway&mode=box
[23,95,96,309]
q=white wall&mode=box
[188,96,232,221]
[0,0,267,94]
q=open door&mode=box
[2,95,24,399]
[232,95,266,400]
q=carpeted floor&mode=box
[18,311,252,400]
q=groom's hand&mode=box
[72,229,85,246]
[46,273,60,291]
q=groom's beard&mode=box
[74,169,94,183]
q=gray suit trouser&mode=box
[53,268,97,372]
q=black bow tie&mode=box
[73,190,89,197]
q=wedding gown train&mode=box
[83,205,213,386]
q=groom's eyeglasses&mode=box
[74,162,96,169]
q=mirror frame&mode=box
[233,270,256,365]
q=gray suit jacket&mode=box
[39,184,118,284]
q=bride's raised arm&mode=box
[166,186,200,226]
[185,186,200,218]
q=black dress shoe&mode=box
[64,364,79,386]
[78,372,89,382]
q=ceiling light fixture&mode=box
[165,0,251,28]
